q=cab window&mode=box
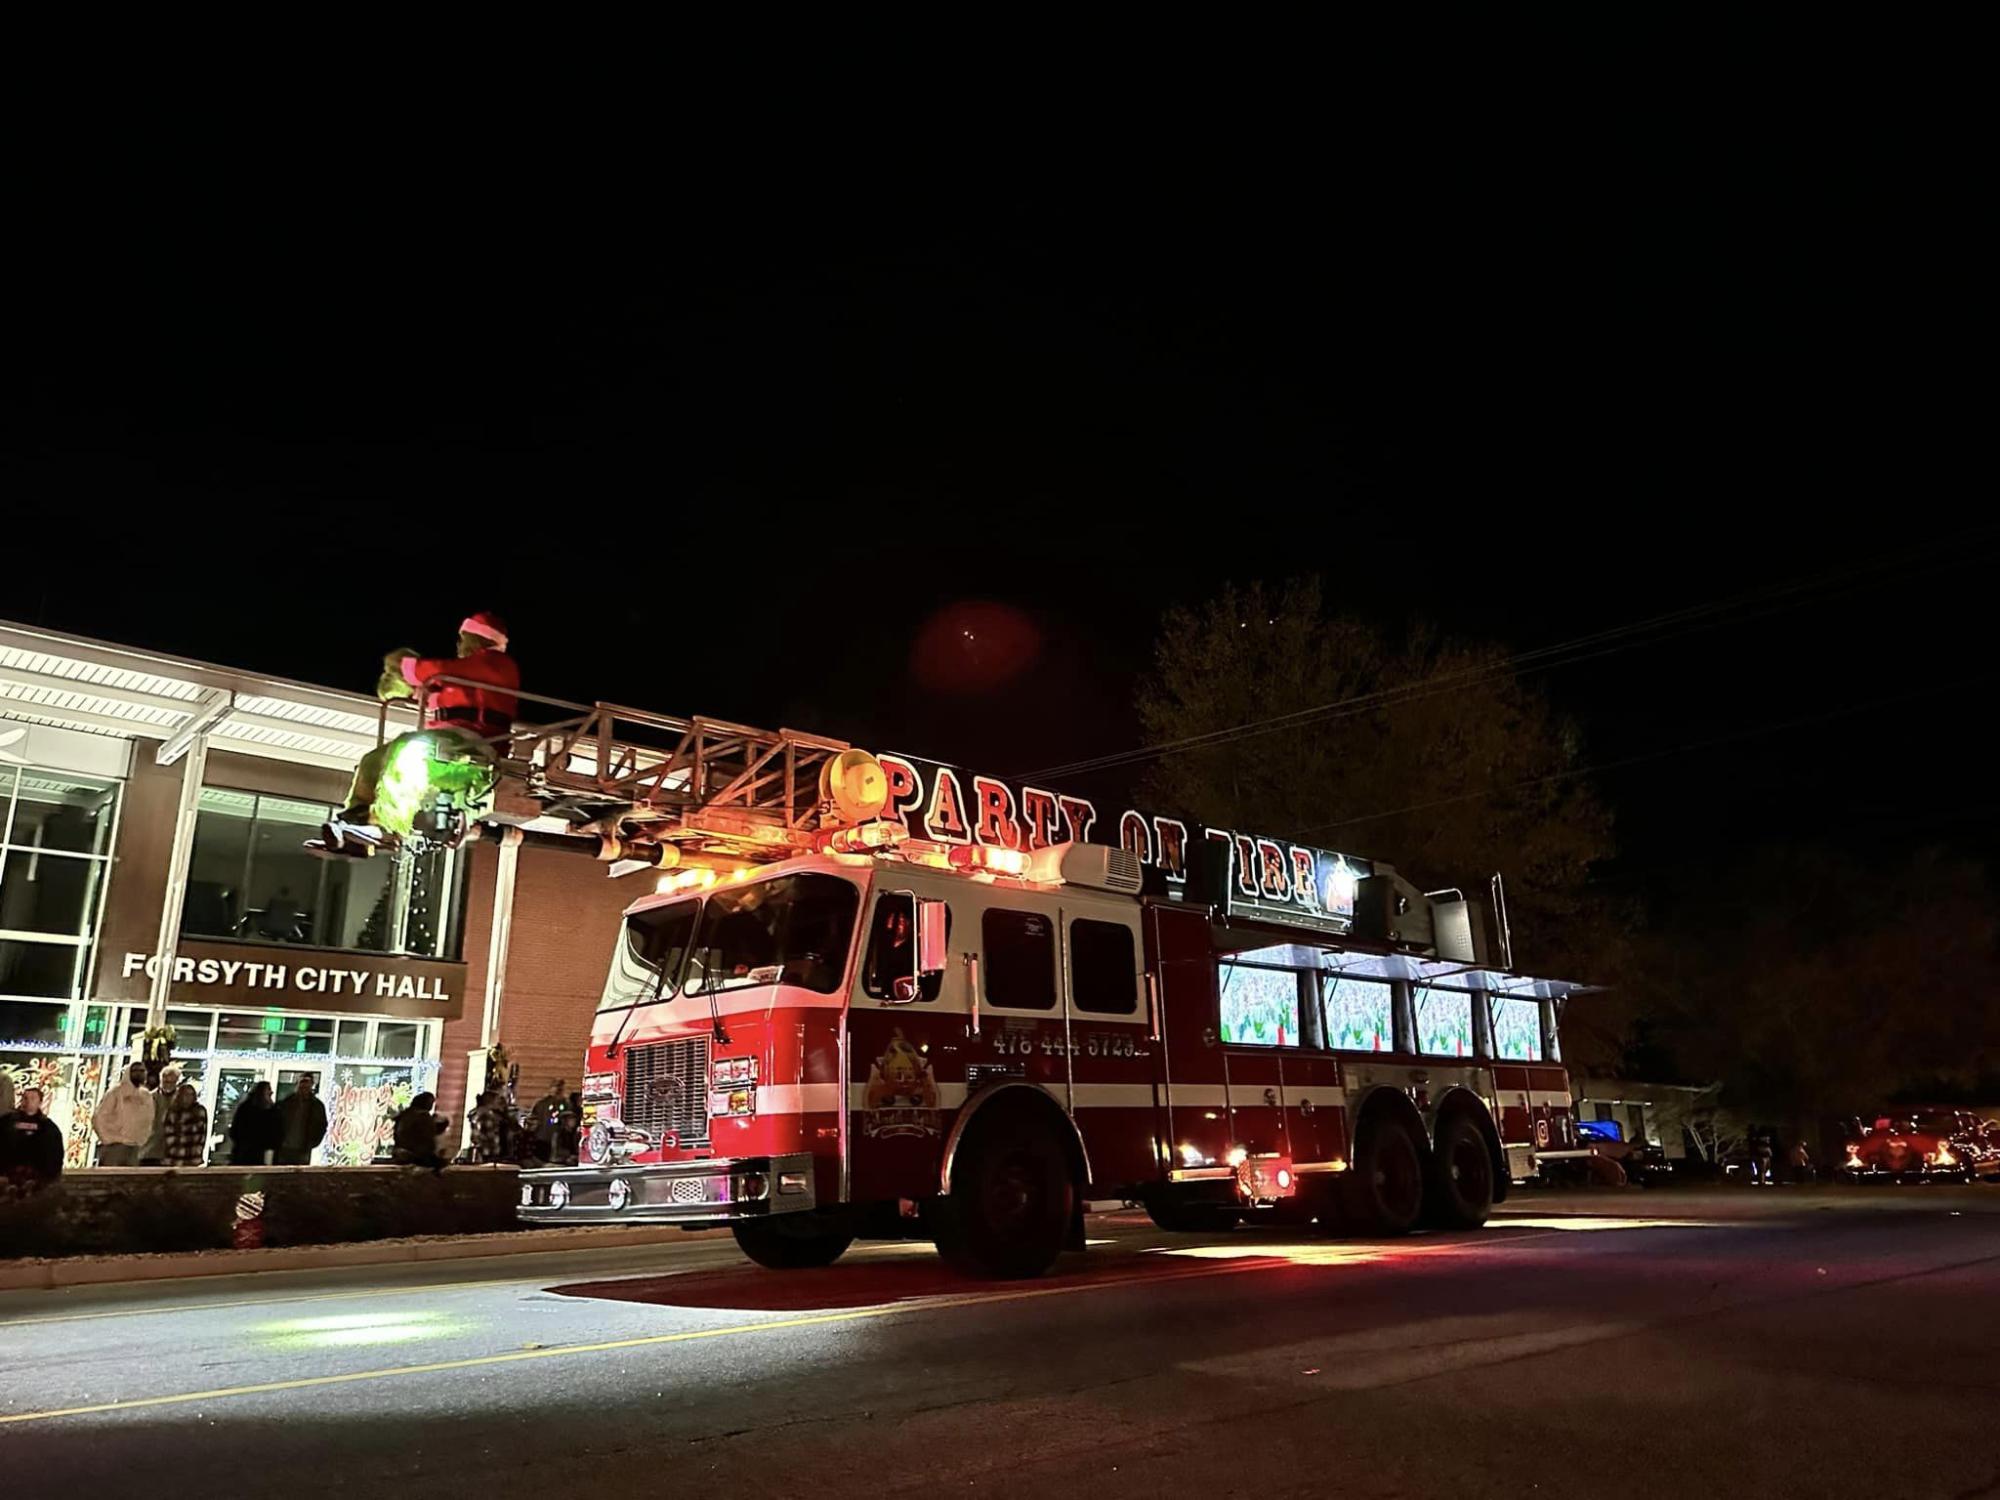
[1069,919,1137,1015]
[684,874,860,997]
[599,899,699,1011]
[981,907,1056,1011]
[862,893,951,1001]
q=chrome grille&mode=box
[622,1036,711,1149]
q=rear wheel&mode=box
[935,1108,1075,1279]
[731,1214,854,1270]
[1425,1114,1496,1229]
[1346,1116,1425,1236]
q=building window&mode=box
[372,1021,422,1059]
[1415,987,1473,1058]
[1218,963,1300,1046]
[981,908,1056,1011]
[1069,920,1137,1015]
[214,1010,336,1056]
[1491,995,1544,1062]
[0,999,69,1046]
[0,767,119,1008]
[120,1008,215,1050]
[180,787,467,959]
[1321,975,1393,1053]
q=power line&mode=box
[1018,530,2000,783]
[1290,671,2000,837]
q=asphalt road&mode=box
[5,1189,1999,1499]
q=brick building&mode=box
[438,839,628,1130]
[0,620,621,1161]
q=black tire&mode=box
[935,1108,1076,1279]
[731,1214,854,1270]
[1143,1195,1235,1233]
[1425,1114,1496,1230]
[1346,1115,1425,1236]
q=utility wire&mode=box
[1290,670,2000,837]
[1019,531,2000,783]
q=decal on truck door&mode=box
[862,1028,941,1138]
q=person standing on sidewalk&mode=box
[229,1081,281,1166]
[525,1079,568,1164]
[0,1087,64,1190]
[275,1075,329,1165]
[139,1064,183,1165]
[92,1063,155,1166]
[162,1083,208,1168]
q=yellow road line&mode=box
[0,1250,743,1331]
[3,1264,1312,1424]
[0,1232,1568,1432]
[0,1274,551,1330]
[0,1225,1560,1333]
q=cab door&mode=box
[1150,904,1230,1178]
[1061,905,1151,1189]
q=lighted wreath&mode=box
[140,1024,176,1065]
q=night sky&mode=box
[6,51,1985,908]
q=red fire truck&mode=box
[489,706,1586,1279]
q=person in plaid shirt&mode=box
[162,1083,209,1167]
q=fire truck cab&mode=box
[519,829,1585,1279]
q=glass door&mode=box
[209,1067,262,1165]
[274,1064,333,1164]
[206,1060,335,1164]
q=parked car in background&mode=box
[1574,1118,1671,1186]
[1841,1110,2000,1183]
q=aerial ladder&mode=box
[346,673,892,869]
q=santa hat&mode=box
[460,611,509,649]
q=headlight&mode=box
[1930,1144,1958,1167]
[549,1180,570,1209]
[583,1123,609,1164]
[607,1179,632,1211]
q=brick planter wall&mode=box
[0,1166,520,1259]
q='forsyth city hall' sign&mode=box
[111,942,465,1020]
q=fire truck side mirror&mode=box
[916,898,949,976]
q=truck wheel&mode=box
[936,1112,1075,1279]
[1347,1116,1425,1236]
[732,1215,854,1270]
[1425,1114,1496,1230]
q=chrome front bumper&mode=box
[517,1152,817,1224]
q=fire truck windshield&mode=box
[598,899,700,1012]
[683,872,861,997]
